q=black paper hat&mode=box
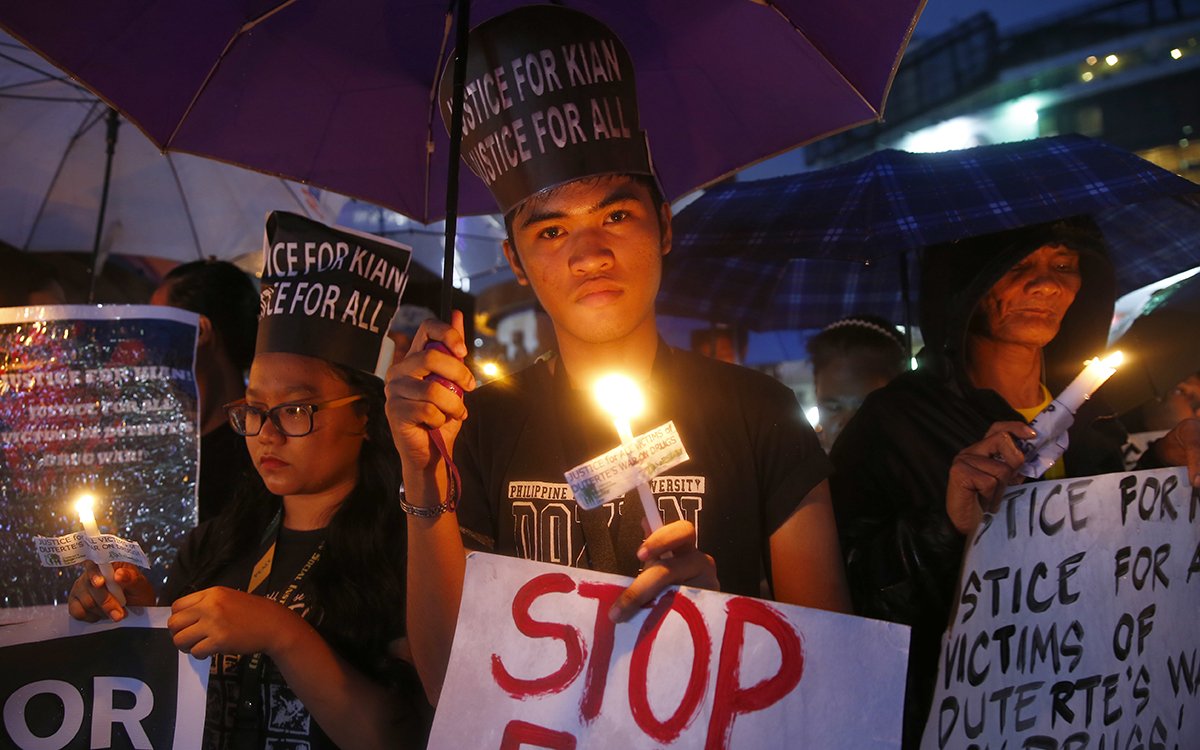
[439,5,654,215]
[256,212,412,376]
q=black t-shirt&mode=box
[455,343,829,597]
[163,522,425,750]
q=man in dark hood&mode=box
[830,216,1177,746]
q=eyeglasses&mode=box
[224,395,364,437]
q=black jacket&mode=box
[829,218,1127,747]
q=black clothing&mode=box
[830,218,1125,747]
[163,517,427,750]
[197,423,254,522]
[456,343,828,597]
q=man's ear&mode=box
[502,239,529,286]
[196,314,215,347]
[659,202,673,258]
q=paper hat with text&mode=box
[439,5,655,215]
[256,212,412,377]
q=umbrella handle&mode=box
[422,340,464,511]
[423,341,465,398]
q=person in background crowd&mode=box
[1136,371,1200,429]
[384,5,850,705]
[70,214,429,749]
[0,244,67,306]
[151,260,259,521]
[807,314,907,451]
[690,325,746,364]
[830,217,1200,747]
[1120,370,1200,467]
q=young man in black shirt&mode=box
[385,6,850,703]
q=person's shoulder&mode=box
[465,360,549,407]
[461,360,552,437]
[670,348,794,400]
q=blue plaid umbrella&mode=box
[661,253,909,330]
[661,135,1200,329]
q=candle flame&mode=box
[593,374,645,422]
[1085,351,1124,370]
[74,493,96,522]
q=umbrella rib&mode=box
[23,101,104,249]
[759,0,921,117]
[0,49,93,95]
[165,0,299,149]
[165,155,205,260]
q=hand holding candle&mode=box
[593,374,663,532]
[74,493,127,607]
[1017,351,1123,478]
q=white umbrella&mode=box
[0,33,347,267]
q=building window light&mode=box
[1105,54,1119,66]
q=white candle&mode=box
[593,374,663,532]
[1056,351,1124,413]
[1018,351,1125,478]
[75,494,126,606]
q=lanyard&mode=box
[232,509,325,749]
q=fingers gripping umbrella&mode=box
[0,0,925,317]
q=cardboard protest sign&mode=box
[0,606,208,749]
[0,305,199,615]
[922,467,1200,749]
[430,552,910,749]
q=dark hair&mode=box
[502,173,667,249]
[0,245,63,306]
[160,260,259,371]
[187,363,406,670]
[807,315,906,380]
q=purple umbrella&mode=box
[0,1,922,222]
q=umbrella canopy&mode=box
[0,32,347,263]
[0,0,924,225]
[661,135,1200,329]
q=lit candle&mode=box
[74,494,126,606]
[1018,351,1124,478]
[593,374,663,532]
[1056,351,1124,413]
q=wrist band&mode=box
[399,487,454,518]
[398,429,462,518]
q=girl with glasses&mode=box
[68,214,428,749]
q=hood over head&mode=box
[918,216,1116,394]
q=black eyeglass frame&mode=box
[223,394,365,437]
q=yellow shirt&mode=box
[1014,385,1066,480]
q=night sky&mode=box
[915,0,1072,37]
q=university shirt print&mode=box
[506,475,706,567]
